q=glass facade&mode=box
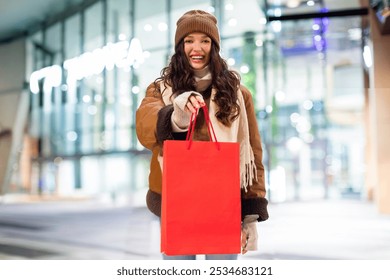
[23,0,367,203]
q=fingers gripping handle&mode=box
[185,105,220,150]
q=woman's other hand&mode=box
[241,221,258,254]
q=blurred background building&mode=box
[0,0,390,215]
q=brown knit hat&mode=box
[175,10,220,49]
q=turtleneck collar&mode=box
[193,65,210,79]
[193,65,212,92]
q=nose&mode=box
[192,41,202,51]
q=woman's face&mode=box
[183,32,212,70]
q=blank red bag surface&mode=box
[161,107,241,256]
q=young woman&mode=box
[136,10,269,260]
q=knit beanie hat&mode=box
[175,10,220,49]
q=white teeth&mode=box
[192,56,203,59]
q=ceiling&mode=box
[0,0,367,44]
[0,0,84,43]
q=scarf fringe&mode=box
[241,161,258,192]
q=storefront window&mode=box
[261,15,365,201]
[24,0,367,200]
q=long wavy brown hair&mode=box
[154,40,241,127]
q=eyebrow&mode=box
[184,35,211,39]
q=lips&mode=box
[191,55,204,62]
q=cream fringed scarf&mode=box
[160,69,257,191]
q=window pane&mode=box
[65,14,81,59]
[85,2,103,51]
[136,0,168,50]
[107,0,131,43]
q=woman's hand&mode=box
[185,94,205,113]
[241,228,249,254]
[241,222,258,254]
[171,91,204,130]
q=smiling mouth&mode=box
[191,55,204,62]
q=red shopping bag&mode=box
[161,106,241,256]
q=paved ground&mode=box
[0,196,390,260]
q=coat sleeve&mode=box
[136,83,188,151]
[240,85,269,222]
[135,83,165,150]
